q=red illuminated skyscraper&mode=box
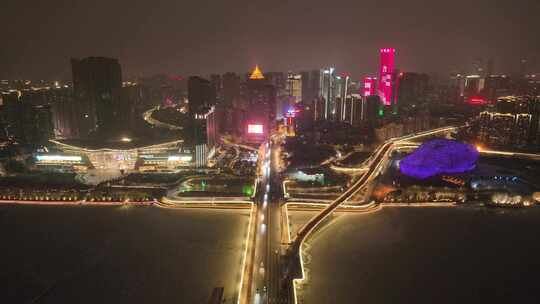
[363,77,377,97]
[378,48,396,106]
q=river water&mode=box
[0,205,249,304]
[290,206,540,304]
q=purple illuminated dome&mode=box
[399,139,478,179]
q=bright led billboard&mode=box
[36,155,82,162]
[247,124,264,134]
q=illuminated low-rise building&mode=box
[34,154,89,172]
[35,138,199,172]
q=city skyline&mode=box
[2,2,540,304]
[2,0,539,80]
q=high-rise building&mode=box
[378,48,396,106]
[464,75,483,98]
[486,58,494,76]
[363,77,377,97]
[341,94,362,125]
[246,65,276,129]
[397,72,429,107]
[222,72,241,107]
[265,72,287,96]
[218,72,244,135]
[334,75,350,121]
[112,84,152,133]
[0,98,54,144]
[210,74,222,103]
[471,58,486,76]
[286,73,302,103]
[320,67,337,120]
[301,70,320,105]
[300,68,337,121]
[188,76,216,117]
[48,87,77,139]
[362,95,384,124]
[71,57,122,137]
[450,73,466,102]
[483,75,511,102]
[206,106,218,149]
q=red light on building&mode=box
[467,96,488,105]
[285,108,300,126]
[168,74,184,81]
[285,108,299,118]
[247,124,264,134]
[363,77,377,97]
[379,48,396,106]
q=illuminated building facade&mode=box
[36,139,196,172]
[478,111,532,146]
[245,121,266,143]
[464,75,484,98]
[286,73,302,103]
[34,154,88,172]
[206,106,218,149]
[321,67,337,120]
[300,68,338,121]
[195,144,208,168]
[334,75,350,121]
[341,94,362,125]
[363,77,377,97]
[477,96,540,148]
[379,48,396,106]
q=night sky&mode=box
[1,0,539,80]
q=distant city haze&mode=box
[1,0,539,79]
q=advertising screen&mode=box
[247,124,264,134]
[36,155,82,162]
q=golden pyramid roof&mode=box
[249,65,265,80]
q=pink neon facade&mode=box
[363,77,377,97]
[378,48,396,105]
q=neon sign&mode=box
[247,124,264,134]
